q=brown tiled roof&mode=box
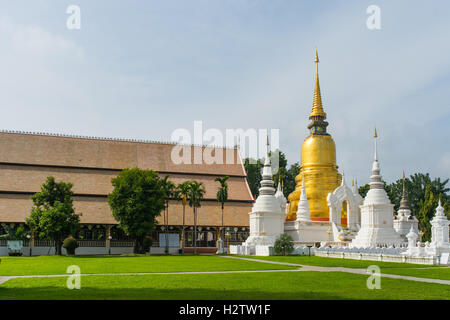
[0,131,246,176]
[0,131,254,225]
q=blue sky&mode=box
[0,0,449,185]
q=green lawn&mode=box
[1,255,449,300]
[1,271,449,300]
[0,255,295,276]
[240,255,440,269]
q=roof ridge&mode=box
[0,129,238,150]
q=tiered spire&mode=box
[259,135,275,196]
[434,198,445,218]
[370,127,384,190]
[307,49,329,135]
[399,170,410,210]
[309,49,327,119]
[352,178,359,195]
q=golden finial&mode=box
[309,49,326,119]
[266,135,269,146]
[352,179,354,187]
[374,126,378,138]
[281,179,284,188]
[402,170,405,179]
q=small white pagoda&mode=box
[428,199,450,255]
[238,137,285,255]
[351,128,403,248]
[393,171,419,239]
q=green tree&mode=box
[0,224,30,240]
[358,183,370,199]
[187,181,206,254]
[244,157,262,198]
[274,234,294,256]
[108,168,165,254]
[177,181,191,254]
[161,176,177,254]
[214,176,229,244]
[284,162,300,198]
[273,150,288,192]
[26,176,80,255]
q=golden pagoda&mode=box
[286,50,342,221]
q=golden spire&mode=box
[309,49,327,119]
[374,126,378,138]
[402,169,405,179]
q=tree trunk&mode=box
[193,207,197,255]
[165,202,169,254]
[221,204,224,243]
[134,236,145,254]
[55,238,62,256]
[182,204,185,254]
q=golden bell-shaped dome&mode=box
[301,135,336,167]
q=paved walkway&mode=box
[1,256,449,286]
[219,255,450,286]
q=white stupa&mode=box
[242,137,285,249]
[296,173,312,222]
[393,171,419,239]
[429,199,450,251]
[351,128,403,248]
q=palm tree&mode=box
[161,176,176,254]
[187,181,206,254]
[214,176,229,251]
[177,181,191,254]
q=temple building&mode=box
[287,50,342,223]
[0,131,253,255]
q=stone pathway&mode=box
[219,255,450,286]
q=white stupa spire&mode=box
[430,196,449,248]
[296,172,312,222]
[351,128,402,248]
[369,127,384,191]
[275,176,287,212]
[259,135,275,196]
[435,198,445,217]
[243,135,285,248]
[352,178,359,195]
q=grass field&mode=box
[0,255,295,276]
[1,271,449,300]
[1,255,449,300]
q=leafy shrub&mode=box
[274,234,294,256]
[8,252,22,256]
[143,236,153,253]
[62,236,79,255]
